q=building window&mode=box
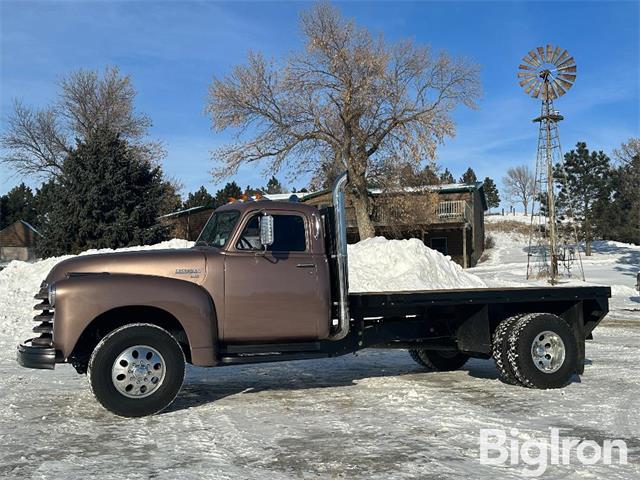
[430,237,448,255]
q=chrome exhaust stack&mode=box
[330,172,350,340]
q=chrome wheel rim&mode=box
[111,345,166,398]
[531,331,566,373]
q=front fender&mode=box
[53,274,218,366]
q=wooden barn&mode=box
[0,220,42,263]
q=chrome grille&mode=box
[32,281,54,347]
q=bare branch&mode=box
[1,66,159,177]
[206,1,481,238]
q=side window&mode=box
[271,215,306,252]
[236,214,307,252]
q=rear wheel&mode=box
[408,349,469,371]
[506,313,577,389]
[492,315,524,385]
[88,323,186,417]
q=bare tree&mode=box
[613,137,640,165]
[371,161,439,238]
[503,165,535,215]
[206,2,480,238]
[1,66,161,178]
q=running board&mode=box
[220,341,321,355]
[219,352,328,365]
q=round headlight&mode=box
[48,283,56,307]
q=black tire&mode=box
[492,315,525,385]
[506,313,577,389]
[88,323,186,417]
[408,349,469,371]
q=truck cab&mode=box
[197,200,332,343]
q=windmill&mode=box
[517,45,585,284]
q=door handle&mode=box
[296,263,316,268]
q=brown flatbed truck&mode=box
[17,174,611,417]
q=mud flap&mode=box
[564,302,585,375]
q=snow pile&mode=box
[348,237,486,293]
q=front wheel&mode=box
[88,323,186,417]
[408,349,469,371]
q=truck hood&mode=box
[45,248,209,285]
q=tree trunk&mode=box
[584,213,592,256]
[347,163,375,240]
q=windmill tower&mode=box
[517,45,585,284]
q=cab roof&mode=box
[214,200,319,216]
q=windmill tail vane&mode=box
[518,45,585,285]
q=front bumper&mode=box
[17,339,56,369]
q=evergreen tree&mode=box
[554,142,611,255]
[37,129,170,257]
[264,175,284,194]
[439,168,455,184]
[597,154,640,245]
[482,177,500,209]
[459,167,477,184]
[0,183,37,229]
[244,185,261,197]
[183,186,214,209]
[213,181,242,207]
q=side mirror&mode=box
[259,215,274,247]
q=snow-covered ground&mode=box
[0,231,638,479]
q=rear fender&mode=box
[53,274,218,366]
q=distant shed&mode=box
[0,220,42,262]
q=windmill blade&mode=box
[557,56,575,69]
[528,49,542,66]
[537,46,546,61]
[555,49,570,65]
[551,46,563,64]
[555,77,574,90]
[524,80,539,95]
[519,63,537,71]
[545,44,553,62]
[522,54,539,67]
[558,73,577,82]
[557,65,577,73]
[552,79,567,97]
[519,76,537,88]
[518,72,536,79]
[531,82,542,98]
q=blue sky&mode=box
[1,0,638,206]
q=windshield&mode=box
[196,210,240,247]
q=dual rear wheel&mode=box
[492,313,577,389]
[409,313,578,390]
